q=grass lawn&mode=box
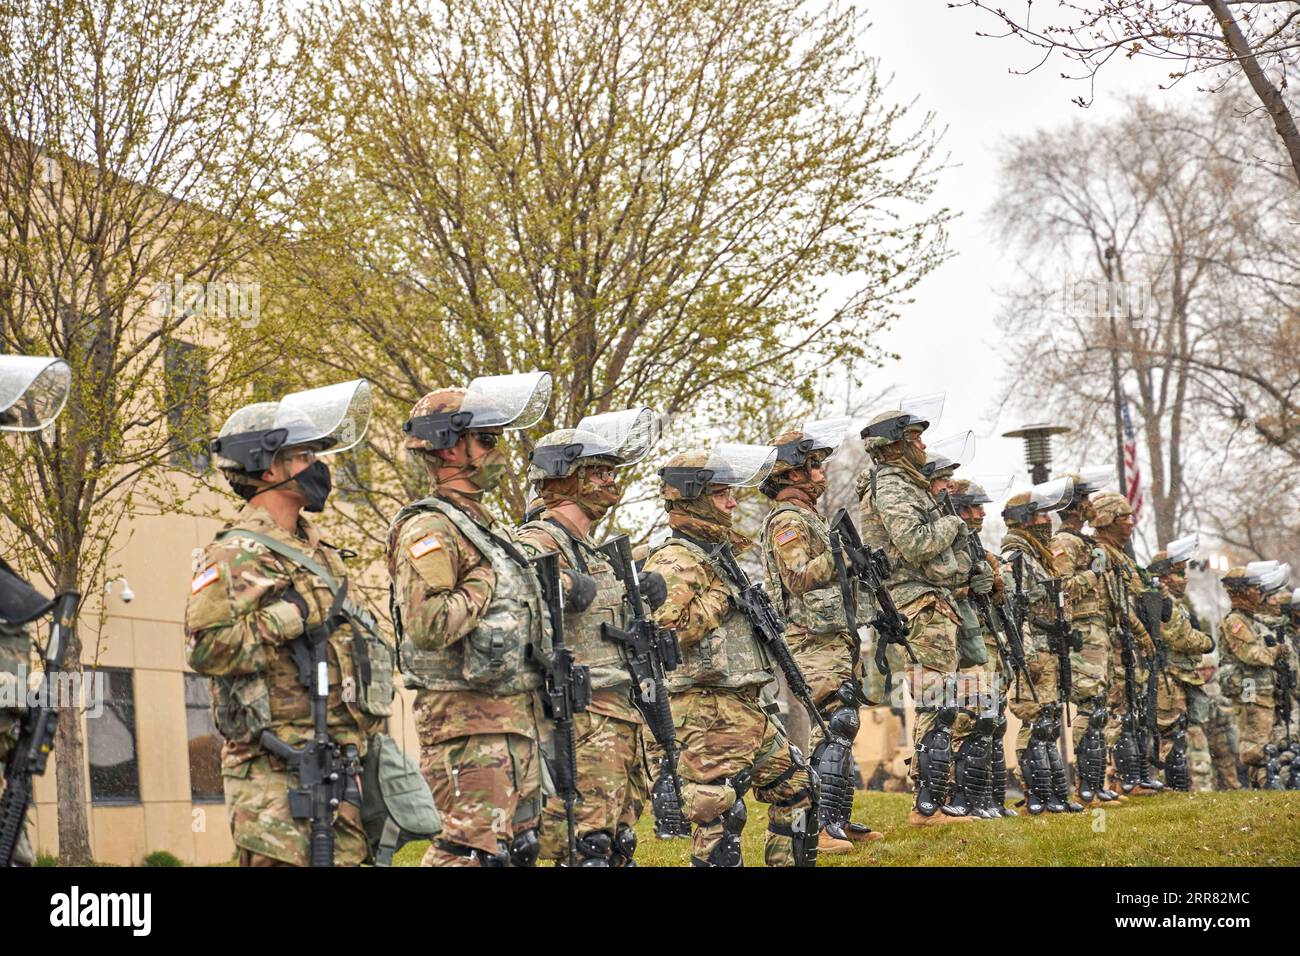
[393,790,1300,867]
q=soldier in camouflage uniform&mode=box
[1146,543,1214,789]
[1191,649,1242,791]
[0,355,72,865]
[186,381,395,866]
[643,444,821,866]
[1217,566,1290,788]
[387,372,559,867]
[515,410,662,866]
[760,419,879,851]
[1088,491,1162,795]
[857,407,979,826]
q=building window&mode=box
[86,668,140,805]
[164,339,210,472]
[184,674,224,802]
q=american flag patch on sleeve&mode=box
[409,535,443,559]
[191,566,220,594]
[775,528,799,546]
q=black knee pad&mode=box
[509,828,539,867]
[574,830,613,867]
[611,824,637,867]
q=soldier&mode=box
[387,371,560,867]
[1146,538,1215,790]
[1217,566,1290,788]
[760,417,881,851]
[856,401,981,826]
[1000,479,1081,814]
[1192,649,1242,791]
[1087,491,1161,795]
[186,379,394,866]
[1048,473,1128,804]
[0,354,73,866]
[515,408,662,866]
[642,443,821,866]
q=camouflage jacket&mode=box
[858,463,969,611]
[1001,531,1057,656]
[760,499,850,642]
[1219,608,1276,704]
[1096,540,1156,659]
[1161,586,1213,685]
[1049,529,1106,622]
[185,502,393,768]
[642,535,772,693]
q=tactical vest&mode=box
[1219,610,1274,701]
[207,527,395,744]
[1165,597,1206,683]
[759,502,849,637]
[390,497,548,695]
[520,520,630,691]
[1053,529,1105,621]
[650,537,771,692]
[860,465,967,608]
[1000,541,1051,654]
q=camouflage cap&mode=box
[1088,490,1132,528]
[1221,566,1261,591]
[860,409,926,451]
[402,387,469,453]
[948,477,991,509]
[528,427,621,482]
[659,448,713,501]
[767,429,831,480]
[1002,490,1034,527]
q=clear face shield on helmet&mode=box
[1072,465,1115,497]
[529,427,622,479]
[901,393,945,432]
[1246,560,1281,582]
[775,415,852,468]
[660,442,777,499]
[922,430,976,478]
[575,406,661,467]
[1164,533,1200,566]
[405,370,553,450]
[0,356,71,432]
[211,378,373,473]
[1002,476,1075,524]
[1259,563,1291,595]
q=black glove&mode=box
[281,585,310,622]
[564,570,598,613]
[638,571,668,611]
[1161,596,1173,623]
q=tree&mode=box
[0,0,311,863]
[952,0,1300,186]
[277,0,951,559]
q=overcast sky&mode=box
[848,1,1196,503]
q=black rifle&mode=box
[598,534,689,839]
[1041,575,1082,722]
[712,541,828,737]
[260,578,361,867]
[1109,563,1154,786]
[526,551,592,866]
[1271,625,1294,745]
[827,508,916,699]
[1135,581,1170,769]
[939,493,1036,698]
[0,591,79,867]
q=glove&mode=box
[638,571,668,611]
[1161,596,1173,623]
[281,584,310,622]
[969,565,994,596]
[564,570,598,613]
[1090,548,1108,574]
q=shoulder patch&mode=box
[1230,619,1243,634]
[191,566,220,594]
[775,527,799,546]
[409,535,443,559]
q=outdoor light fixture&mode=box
[1002,423,1072,484]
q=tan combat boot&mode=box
[817,830,853,854]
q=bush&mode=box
[142,850,183,867]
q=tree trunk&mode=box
[53,561,92,865]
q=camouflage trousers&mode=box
[1064,618,1113,750]
[1009,652,1061,752]
[1232,701,1282,786]
[672,686,815,867]
[223,753,368,867]
[1184,684,1240,790]
[789,629,860,753]
[539,710,647,861]
[419,732,541,866]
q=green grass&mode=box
[393,790,1300,867]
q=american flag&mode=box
[1121,397,1143,520]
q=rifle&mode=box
[1109,565,1148,757]
[0,591,79,867]
[597,534,689,839]
[1041,575,1082,723]
[526,551,592,866]
[259,578,361,867]
[939,493,1036,700]
[1271,625,1295,745]
[711,541,828,737]
[1135,581,1170,769]
[827,508,916,699]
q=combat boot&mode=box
[840,822,885,843]
[816,829,853,854]
[908,807,977,827]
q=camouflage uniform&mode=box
[1048,529,1113,749]
[643,533,817,866]
[0,619,35,865]
[515,517,647,864]
[1218,605,1283,787]
[1002,529,1062,751]
[185,503,394,866]
[390,490,547,867]
[1153,582,1213,771]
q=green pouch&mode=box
[360,734,441,866]
[954,599,988,668]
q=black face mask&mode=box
[293,460,333,513]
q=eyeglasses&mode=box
[470,431,500,449]
[587,466,617,482]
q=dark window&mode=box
[86,668,140,804]
[164,339,210,472]
[184,674,224,802]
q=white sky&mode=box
[848,1,1197,492]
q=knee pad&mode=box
[767,806,818,867]
[611,824,637,867]
[474,840,511,867]
[811,736,854,829]
[574,830,613,867]
[914,719,955,816]
[509,828,539,867]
